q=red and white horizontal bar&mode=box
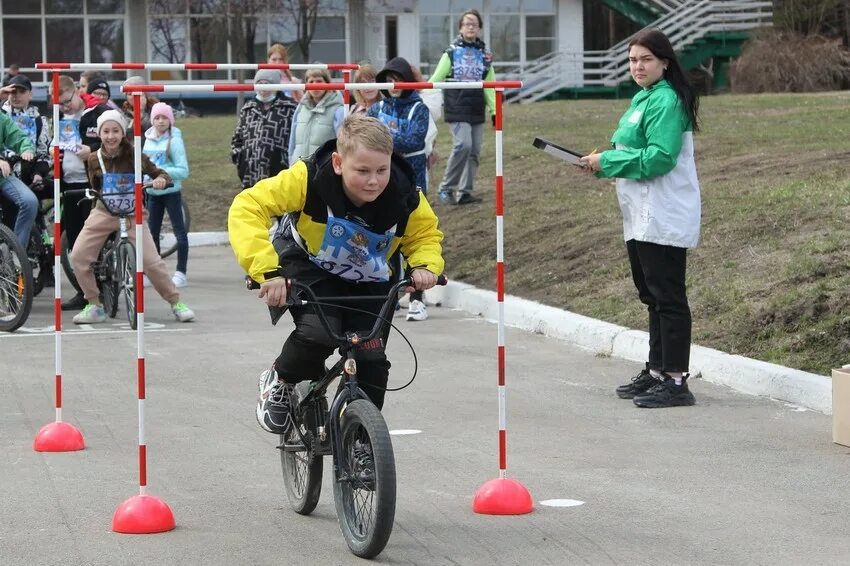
[36,63,359,71]
[122,81,523,94]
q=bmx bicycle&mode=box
[67,181,172,329]
[248,273,446,558]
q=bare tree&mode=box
[283,0,320,62]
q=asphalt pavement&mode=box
[2,246,849,565]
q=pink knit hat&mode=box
[150,102,175,126]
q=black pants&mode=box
[274,276,396,409]
[626,239,691,373]
[61,180,92,249]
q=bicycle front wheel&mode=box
[118,242,137,329]
[159,199,190,259]
[333,400,396,559]
[60,231,81,293]
[0,223,33,332]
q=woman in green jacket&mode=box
[581,28,701,409]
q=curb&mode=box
[192,232,832,414]
[427,282,833,415]
[163,231,231,248]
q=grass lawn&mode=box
[179,91,850,375]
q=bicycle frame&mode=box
[282,277,414,481]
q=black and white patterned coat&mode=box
[231,95,297,189]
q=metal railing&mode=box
[505,0,772,103]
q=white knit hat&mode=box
[96,109,127,136]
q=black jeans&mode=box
[147,191,188,274]
[626,239,691,373]
[60,180,91,249]
[274,276,396,409]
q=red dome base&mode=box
[473,478,534,515]
[33,422,85,452]
[112,495,176,534]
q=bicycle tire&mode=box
[333,400,396,559]
[119,242,137,329]
[27,225,50,297]
[60,231,81,293]
[0,223,34,332]
[101,245,120,319]
[158,199,190,259]
[280,423,324,515]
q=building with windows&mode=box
[1,1,770,103]
[1,0,571,84]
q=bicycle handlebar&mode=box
[64,182,174,208]
[247,273,448,343]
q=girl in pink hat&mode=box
[144,101,190,288]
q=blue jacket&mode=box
[143,126,189,194]
[370,57,431,191]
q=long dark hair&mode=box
[629,28,700,132]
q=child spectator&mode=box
[267,43,302,103]
[144,102,190,288]
[349,63,381,115]
[228,114,444,434]
[121,76,158,145]
[231,69,298,189]
[53,75,96,310]
[287,68,345,164]
[70,110,195,324]
[1,74,50,190]
[0,110,36,247]
[78,71,118,110]
[370,58,433,322]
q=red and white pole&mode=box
[472,88,533,515]
[342,69,352,115]
[34,71,85,452]
[112,93,174,534]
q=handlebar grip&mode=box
[436,274,449,286]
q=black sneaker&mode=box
[456,193,482,205]
[256,368,294,433]
[61,292,86,311]
[615,365,659,399]
[633,376,696,408]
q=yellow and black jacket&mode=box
[229,139,444,284]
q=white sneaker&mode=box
[172,271,188,288]
[171,302,195,322]
[406,299,428,322]
[73,304,107,324]
[143,275,152,288]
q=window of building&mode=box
[526,15,555,61]
[491,15,520,63]
[310,16,347,64]
[90,19,125,64]
[2,18,42,68]
[46,18,85,65]
[45,0,84,14]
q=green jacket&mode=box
[0,112,35,176]
[599,80,691,180]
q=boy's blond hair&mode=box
[337,115,392,156]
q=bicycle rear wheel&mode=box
[100,245,120,319]
[159,199,190,259]
[333,400,396,559]
[280,421,324,515]
[60,231,81,293]
[27,226,48,297]
[118,242,137,329]
[0,223,33,332]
